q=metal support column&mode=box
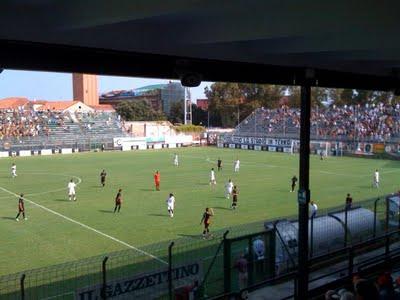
[295,84,311,300]
[310,216,314,258]
[101,256,109,300]
[344,205,349,247]
[168,242,175,300]
[385,198,390,257]
[20,274,26,300]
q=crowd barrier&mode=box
[1,195,398,299]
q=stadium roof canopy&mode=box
[134,84,168,92]
[0,1,400,91]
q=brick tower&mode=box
[72,73,99,106]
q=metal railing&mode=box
[0,194,397,299]
[216,229,400,300]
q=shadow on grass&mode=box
[1,217,16,220]
[98,209,114,214]
[54,199,71,202]
[213,206,231,211]
[148,213,168,217]
[140,188,154,191]
[177,233,202,239]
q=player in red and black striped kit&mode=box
[100,170,107,187]
[15,194,27,221]
[200,208,214,239]
[114,189,122,213]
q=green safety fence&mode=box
[0,194,394,299]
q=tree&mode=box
[329,89,400,106]
[115,100,166,121]
[169,102,215,126]
[192,104,208,126]
[205,82,286,127]
[169,101,184,124]
[286,87,328,107]
[205,82,244,128]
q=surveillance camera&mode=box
[179,72,202,87]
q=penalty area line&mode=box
[0,186,167,265]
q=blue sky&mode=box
[0,70,211,101]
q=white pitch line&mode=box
[0,186,167,265]
[194,154,400,178]
[0,173,83,199]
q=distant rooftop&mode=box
[100,82,183,99]
[133,84,168,92]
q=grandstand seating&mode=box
[0,109,127,151]
[232,104,400,142]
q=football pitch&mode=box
[1,147,399,276]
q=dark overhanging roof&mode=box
[0,1,399,91]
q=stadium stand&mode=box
[232,103,400,142]
[0,105,127,151]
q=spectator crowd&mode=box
[235,103,400,142]
[325,270,400,300]
[0,107,124,141]
[0,108,67,140]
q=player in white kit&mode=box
[68,179,77,201]
[166,193,175,217]
[234,159,240,172]
[210,168,216,185]
[11,163,17,178]
[173,153,179,166]
[373,169,379,188]
[225,179,234,199]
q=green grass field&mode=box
[1,147,399,276]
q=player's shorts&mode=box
[69,190,75,196]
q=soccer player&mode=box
[290,175,298,192]
[345,193,353,209]
[225,179,234,199]
[310,201,318,218]
[173,153,179,166]
[100,170,107,187]
[217,158,222,171]
[200,208,214,239]
[11,163,17,178]
[231,186,239,209]
[209,168,216,185]
[234,159,240,173]
[154,171,161,191]
[68,179,77,201]
[166,193,175,218]
[15,194,27,221]
[373,169,380,188]
[114,189,122,213]
[320,150,324,160]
